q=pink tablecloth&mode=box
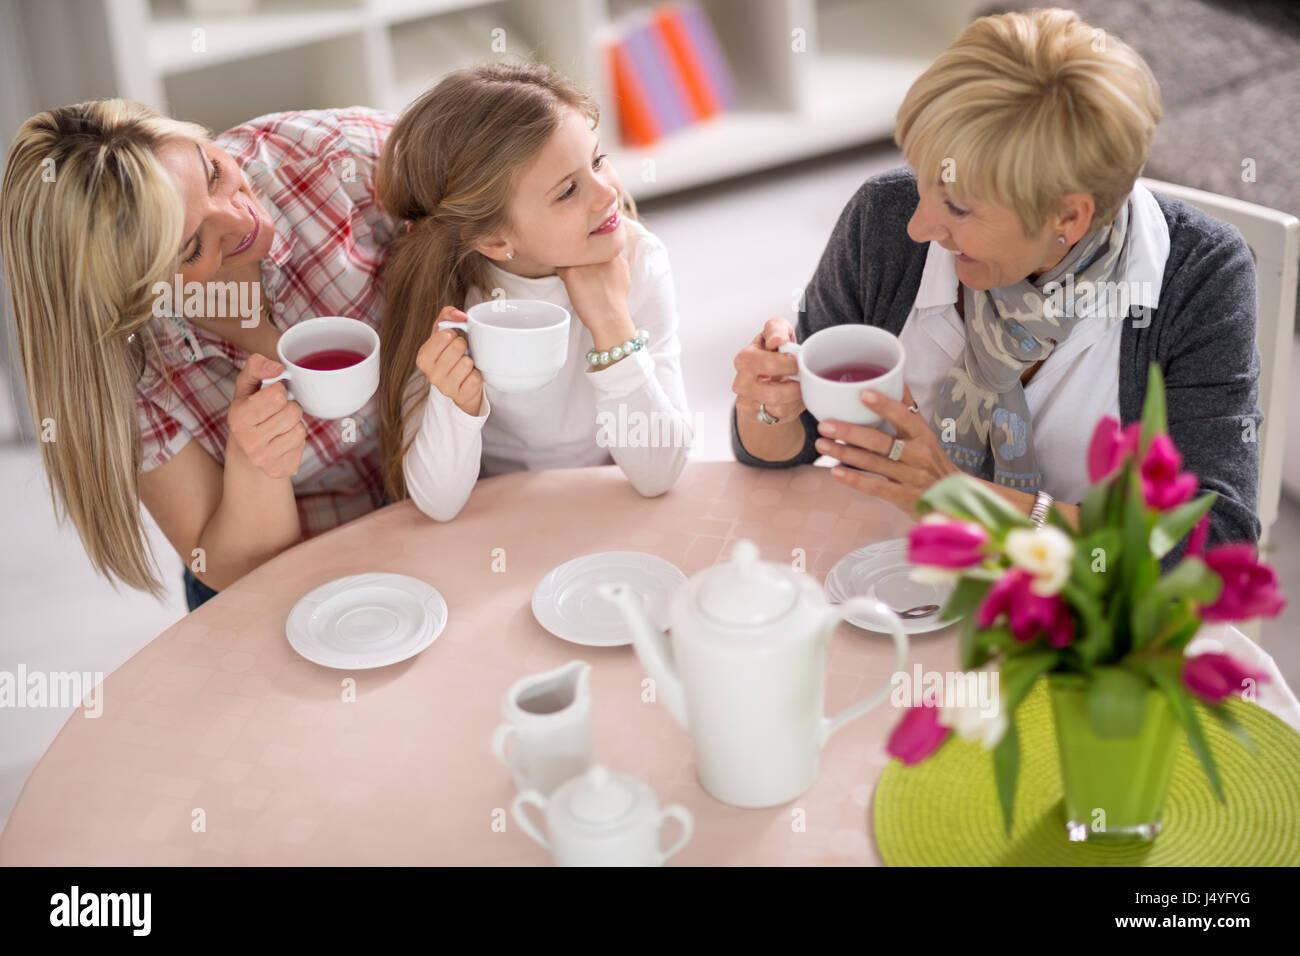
[0,461,979,864]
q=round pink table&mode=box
[0,461,963,865]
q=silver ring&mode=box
[756,404,779,425]
[888,438,906,461]
[908,403,920,414]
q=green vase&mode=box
[1048,674,1180,843]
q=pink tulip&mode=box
[977,568,1076,647]
[1086,417,1142,482]
[1183,653,1270,704]
[908,520,989,568]
[1140,433,1199,510]
[1200,544,1288,622]
[886,704,950,765]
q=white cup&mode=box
[491,660,592,795]
[258,316,379,420]
[438,299,570,393]
[778,325,905,428]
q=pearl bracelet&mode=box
[586,329,650,369]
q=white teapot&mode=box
[512,766,693,866]
[600,540,908,808]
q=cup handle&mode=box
[439,319,469,335]
[491,723,515,769]
[259,369,294,401]
[657,804,694,865]
[511,790,550,851]
[776,341,801,382]
[817,597,908,747]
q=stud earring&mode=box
[505,251,515,260]
[1057,236,1067,245]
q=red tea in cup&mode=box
[815,361,891,383]
[296,348,367,371]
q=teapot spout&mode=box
[598,582,689,729]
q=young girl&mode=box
[376,61,692,521]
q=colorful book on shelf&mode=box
[652,3,725,119]
[608,40,662,147]
[661,2,736,111]
[621,16,696,133]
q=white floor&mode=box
[2,142,1298,837]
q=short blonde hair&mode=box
[895,7,1161,235]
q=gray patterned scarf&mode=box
[928,198,1132,492]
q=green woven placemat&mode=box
[874,681,1300,865]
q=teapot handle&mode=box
[657,804,694,865]
[511,790,551,852]
[818,596,908,747]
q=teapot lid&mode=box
[560,766,641,826]
[696,539,798,628]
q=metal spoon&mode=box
[892,603,942,620]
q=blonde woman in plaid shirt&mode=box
[2,102,399,610]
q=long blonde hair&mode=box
[2,99,209,597]
[895,7,1161,234]
[376,59,637,502]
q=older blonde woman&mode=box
[2,101,397,610]
[732,7,1261,563]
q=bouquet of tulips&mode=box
[886,363,1286,830]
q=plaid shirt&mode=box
[136,107,398,538]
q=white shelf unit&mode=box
[77,0,984,199]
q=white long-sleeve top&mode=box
[402,218,693,521]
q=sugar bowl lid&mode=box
[556,766,652,828]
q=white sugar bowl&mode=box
[511,766,693,866]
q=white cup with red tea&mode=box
[258,315,379,419]
[778,325,905,428]
[438,299,570,393]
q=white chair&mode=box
[1141,177,1300,643]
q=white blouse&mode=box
[402,218,692,522]
[898,182,1171,504]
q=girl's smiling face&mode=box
[478,108,626,277]
[156,138,274,284]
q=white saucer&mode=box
[825,539,959,635]
[286,573,448,669]
[532,552,686,647]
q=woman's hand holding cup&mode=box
[228,353,307,480]
[731,318,808,463]
[732,318,806,424]
[418,306,484,417]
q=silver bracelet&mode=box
[1030,490,1053,528]
[586,330,650,369]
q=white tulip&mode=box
[939,700,1008,749]
[1004,525,1075,596]
[908,565,963,585]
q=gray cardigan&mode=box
[733,167,1263,568]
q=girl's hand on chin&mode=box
[556,253,633,343]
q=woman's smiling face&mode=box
[907,175,1095,291]
[482,108,626,277]
[156,138,274,284]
